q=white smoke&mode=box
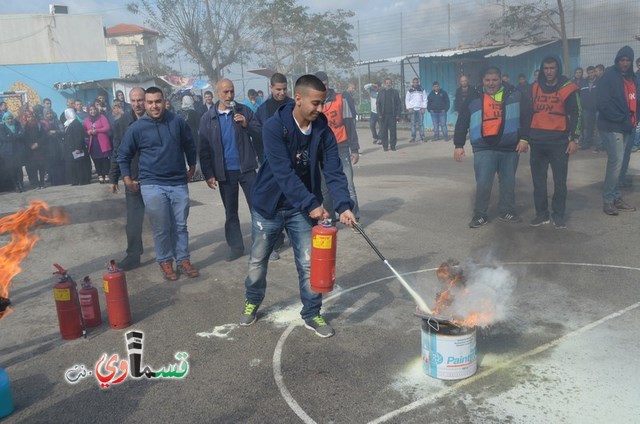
[443,261,517,327]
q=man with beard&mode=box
[118,87,199,281]
[579,66,599,151]
[376,78,402,151]
[109,87,146,270]
[405,77,427,143]
[238,74,356,338]
[526,55,582,229]
[596,46,638,216]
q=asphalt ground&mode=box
[1,127,639,423]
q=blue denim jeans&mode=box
[409,110,425,139]
[430,111,448,140]
[244,208,322,321]
[601,131,629,204]
[369,112,379,140]
[619,130,634,185]
[321,144,359,220]
[530,143,569,220]
[473,150,519,218]
[140,184,191,264]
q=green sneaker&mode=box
[239,300,260,326]
[304,315,335,338]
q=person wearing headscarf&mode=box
[83,104,112,183]
[115,90,132,114]
[63,108,91,185]
[0,111,26,192]
[22,110,47,189]
[41,107,66,185]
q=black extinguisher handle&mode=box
[352,222,386,262]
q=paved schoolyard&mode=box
[1,128,639,423]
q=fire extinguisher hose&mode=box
[351,222,433,314]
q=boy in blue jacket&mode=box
[239,74,356,338]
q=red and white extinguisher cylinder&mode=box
[79,276,102,328]
[53,277,83,340]
[310,221,338,293]
[103,260,132,329]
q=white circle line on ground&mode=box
[272,262,640,424]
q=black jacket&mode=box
[376,87,401,117]
[596,45,638,133]
[427,89,450,112]
[199,102,260,181]
[109,111,139,184]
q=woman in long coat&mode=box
[83,104,112,183]
[0,111,25,192]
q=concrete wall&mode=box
[0,14,108,65]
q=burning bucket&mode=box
[420,318,477,380]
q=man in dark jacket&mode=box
[427,81,451,141]
[454,66,530,228]
[108,87,146,271]
[255,72,294,261]
[118,87,199,281]
[526,55,581,229]
[255,72,294,164]
[239,75,356,338]
[376,78,402,151]
[597,46,638,215]
[199,79,261,262]
[579,66,598,151]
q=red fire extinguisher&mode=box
[310,220,338,293]
[79,276,102,328]
[53,264,85,340]
[103,260,131,329]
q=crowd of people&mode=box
[0,45,637,338]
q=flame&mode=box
[0,201,69,319]
[433,261,465,315]
[432,260,498,328]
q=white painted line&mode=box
[272,262,640,423]
[272,324,317,424]
[368,300,640,424]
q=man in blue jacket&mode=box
[199,79,261,262]
[597,46,638,215]
[454,66,530,228]
[118,86,199,281]
[239,74,357,338]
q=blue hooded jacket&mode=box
[596,45,638,133]
[251,102,353,219]
[118,109,197,186]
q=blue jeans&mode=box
[218,169,256,252]
[244,208,322,321]
[530,143,569,220]
[430,111,448,140]
[409,110,425,139]
[369,112,379,140]
[601,131,630,204]
[619,130,635,185]
[473,150,519,218]
[140,184,191,264]
[634,125,640,147]
[321,144,359,220]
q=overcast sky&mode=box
[4,0,639,88]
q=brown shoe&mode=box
[159,261,178,281]
[177,260,199,278]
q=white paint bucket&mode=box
[421,319,477,380]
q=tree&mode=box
[487,0,571,76]
[128,0,262,84]
[255,0,356,76]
